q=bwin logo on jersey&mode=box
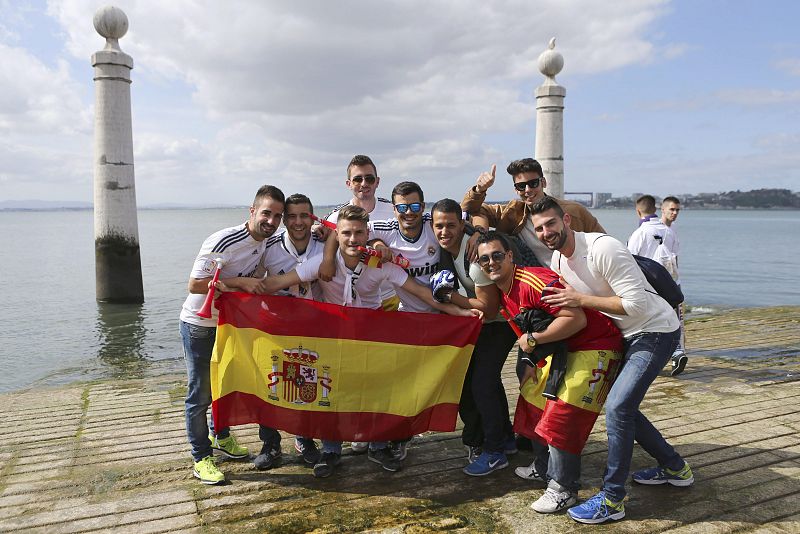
[406,262,440,278]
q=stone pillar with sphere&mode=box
[91,6,144,303]
[535,38,566,200]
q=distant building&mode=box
[593,192,612,208]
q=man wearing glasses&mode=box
[324,154,399,312]
[461,158,604,267]
[471,231,622,514]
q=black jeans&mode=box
[459,321,518,452]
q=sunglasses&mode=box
[513,177,541,192]
[394,202,423,214]
[350,174,377,184]
[477,250,507,266]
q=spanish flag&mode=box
[513,349,622,455]
[211,292,482,442]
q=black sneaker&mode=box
[294,438,321,465]
[313,452,341,478]
[368,447,402,472]
[391,439,410,461]
[254,443,282,470]
[671,353,688,377]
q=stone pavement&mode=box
[1,307,799,533]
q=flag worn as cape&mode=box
[211,292,482,442]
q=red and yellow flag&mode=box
[211,292,481,442]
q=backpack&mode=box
[631,254,684,308]
[584,234,684,308]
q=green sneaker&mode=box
[193,456,225,485]
[210,433,250,459]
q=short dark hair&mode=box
[347,155,377,178]
[476,230,510,252]
[507,158,543,178]
[392,181,424,203]
[431,198,462,218]
[636,195,657,214]
[337,204,369,224]
[253,185,285,206]
[662,196,680,205]
[285,193,313,214]
[530,196,564,217]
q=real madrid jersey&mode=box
[261,230,324,300]
[369,214,441,313]
[180,222,265,327]
[295,251,408,310]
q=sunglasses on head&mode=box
[513,177,541,192]
[350,174,377,184]
[394,202,423,214]
[477,250,507,266]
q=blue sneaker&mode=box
[567,492,625,524]
[463,451,508,476]
[632,462,694,486]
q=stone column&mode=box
[92,6,144,303]
[534,38,566,199]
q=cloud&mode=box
[3,0,678,204]
[773,57,800,76]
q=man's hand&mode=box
[230,277,263,294]
[318,260,335,282]
[212,280,234,293]
[541,281,584,308]
[474,164,496,195]
[518,333,534,353]
[372,242,394,264]
[521,364,538,385]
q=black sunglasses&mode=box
[350,174,377,184]
[477,250,507,266]
[513,177,541,191]
[394,202,423,214]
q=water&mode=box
[2,207,798,393]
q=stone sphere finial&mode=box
[538,37,564,85]
[94,5,128,51]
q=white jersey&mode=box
[325,197,395,225]
[369,215,441,313]
[180,222,266,327]
[627,217,680,283]
[327,197,397,303]
[295,251,408,310]
[261,230,324,300]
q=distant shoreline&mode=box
[3,205,800,212]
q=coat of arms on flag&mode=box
[266,347,333,405]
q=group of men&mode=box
[179,154,692,525]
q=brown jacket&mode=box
[461,187,605,234]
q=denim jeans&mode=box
[180,320,280,462]
[603,329,683,502]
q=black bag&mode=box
[632,254,684,308]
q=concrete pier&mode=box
[92,6,144,303]
[535,38,566,200]
[1,306,798,533]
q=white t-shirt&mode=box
[261,230,324,300]
[326,197,396,302]
[627,217,680,283]
[180,222,266,327]
[552,232,679,338]
[369,215,441,313]
[295,251,408,310]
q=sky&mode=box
[1,0,798,207]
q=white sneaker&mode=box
[350,441,368,454]
[514,461,547,483]
[531,487,577,513]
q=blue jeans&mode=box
[603,329,683,502]
[180,320,280,462]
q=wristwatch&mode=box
[526,333,537,349]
